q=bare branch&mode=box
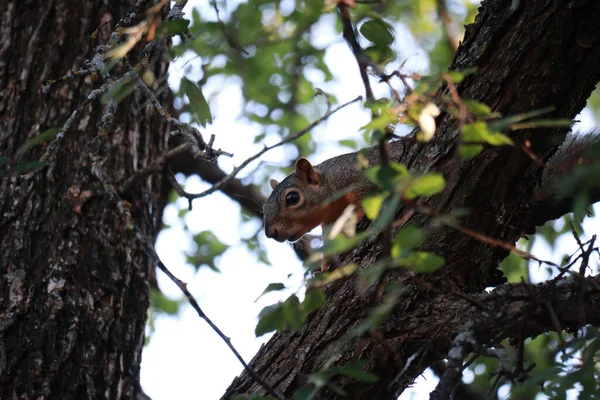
[436,0,460,51]
[180,95,362,201]
[90,155,284,400]
[210,0,249,54]
[119,144,191,194]
[430,361,485,400]
[338,4,374,102]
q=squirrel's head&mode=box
[263,157,325,242]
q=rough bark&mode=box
[0,1,169,398]
[223,0,600,398]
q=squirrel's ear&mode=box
[295,157,320,185]
[269,179,280,189]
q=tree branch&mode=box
[529,191,600,230]
[338,3,374,102]
[169,152,266,217]
[430,361,485,400]
[179,95,362,202]
[167,141,314,261]
[223,1,600,398]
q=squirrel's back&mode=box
[263,132,597,245]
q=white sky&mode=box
[139,2,599,399]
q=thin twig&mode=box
[148,246,284,399]
[436,0,460,51]
[210,0,249,55]
[442,73,469,129]
[122,56,231,162]
[40,74,133,163]
[119,144,191,193]
[374,139,393,302]
[571,223,596,276]
[520,140,546,168]
[543,301,566,351]
[451,223,559,267]
[407,203,560,268]
[181,95,362,201]
[338,3,374,102]
[91,159,284,399]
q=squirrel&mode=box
[263,141,406,272]
[262,143,402,242]
[263,133,599,271]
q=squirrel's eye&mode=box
[285,191,300,207]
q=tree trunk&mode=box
[0,1,169,398]
[223,0,600,398]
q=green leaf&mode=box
[318,231,368,257]
[17,128,61,155]
[360,19,395,47]
[462,122,513,146]
[150,289,181,315]
[309,264,358,288]
[463,100,493,117]
[392,224,425,258]
[0,156,10,166]
[187,231,228,271]
[253,132,266,143]
[499,251,528,283]
[257,249,271,266]
[446,71,465,84]
[357,260,388,288]
[364,45,395,65]
[486,106,555,131]
[364,97,393,115]
[360,101,397,137]
[159,19,190,37]
[255,283,285,301]
[573,191,590,224]
[302,290,325,315]
[327,384,347,397]
[181,77,213,127]
[362,194,385,220]
[581,334,600,363]
[255,291,325,336]
[447,67,478,82]
[255,302,287,336]
[282,295,303,331]
[360,113,397,138]
[294,386,319,400]
[338,139,358,149]
[365,163,410,190]
[255,290,325,337]
[403,173,445,200]
[396,251,444,273]
[372,193,401,232]
[509,119,573,130]
[308,371,330,387]
[459,144,484,160]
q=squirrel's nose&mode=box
[265,226,278,240]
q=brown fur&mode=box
[263,141,405,250]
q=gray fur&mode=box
[263,140,406,224]
[542,130,600,187]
